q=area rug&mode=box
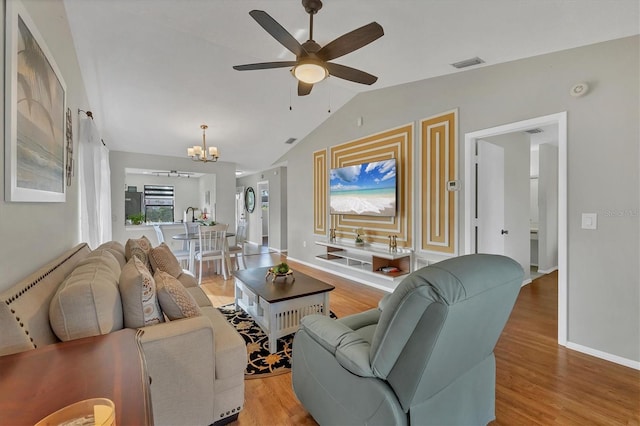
[217,304,336,379]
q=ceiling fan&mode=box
[233,0,384,96]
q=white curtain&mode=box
[78,117,112,248]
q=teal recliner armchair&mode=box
[292,254,523,425]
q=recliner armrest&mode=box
[378,293,392,311]
[299,315,375,377]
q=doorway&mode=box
[464,112,568,345]
[257,181,269,249]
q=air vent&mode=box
[285,137,297,145]
[525,128,543,134]
[451,57,485,69]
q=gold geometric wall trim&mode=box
[330,124,413,247]
[420,110,457,254]
[313,149,327,235]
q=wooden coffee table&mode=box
[233,266,335,353]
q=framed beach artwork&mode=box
[5,0,67,202]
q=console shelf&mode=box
[315,240,413,281]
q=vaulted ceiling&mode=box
[63,0,639,175]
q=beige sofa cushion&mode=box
[94,241,127,268]
[154,271,202,320]
[149,243,183,278]
[120,257,164,328]
[81,249,122,275]
[125,236,153,272]
[49,251,123,341]
[177,272,198,288]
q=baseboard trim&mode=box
[538,266,558,274]
[566,341,640,370]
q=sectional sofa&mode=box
[0,238,246,426]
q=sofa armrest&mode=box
[138,315,216,426]
[299,315,374,377]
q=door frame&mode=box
[464,112,568,345]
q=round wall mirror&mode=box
[245,187,256,213]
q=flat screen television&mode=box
[329,159,397,216]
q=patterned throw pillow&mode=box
[125,236,153,272]
[149,243,183,278]
[119,257,164,328]
[154,271,202,320]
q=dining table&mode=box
[172,231,235,274]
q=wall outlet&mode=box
[581,213,597,230]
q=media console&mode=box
[315,240,413,281]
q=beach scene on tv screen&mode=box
[330,159,396,216]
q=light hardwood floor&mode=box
[200,253,640,426]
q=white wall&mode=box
[538,144,559,271]
[198,174,216,220]
[283,36,640,364]
[0,0,90,290]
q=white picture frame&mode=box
[5,0,67,202]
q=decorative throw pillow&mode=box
[149,243,183,278]
[125,236,153,272]
[119,257,164,328]
[154,271,201,320]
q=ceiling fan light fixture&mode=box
[292,59,328,84]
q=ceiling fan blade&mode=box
[233,61,297,71]
[249,10,307,57]
[318,22,384,61]
[326,62,378,85]
[298,81,313,96]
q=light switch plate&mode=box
[581,213,597,230]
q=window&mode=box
[144,185,174,223]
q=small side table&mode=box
[0,328,153,425]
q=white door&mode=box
[476,140,506,255]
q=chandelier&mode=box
[187,124,219,162]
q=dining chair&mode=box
[194,223,231,283]
[157,224,191,269]
[153,224,165,245]
[184,221,201,252]
[227,220,247,270]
